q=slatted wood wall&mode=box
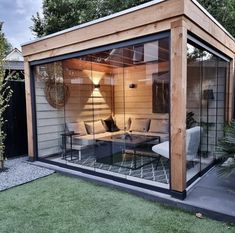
[35,60,113,157]
[35,58,171,157]
[35,76,65,158]
[63,60,113,122]
[114,62,169,128]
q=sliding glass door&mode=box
[33,33,171,189]
[186,41,229,181]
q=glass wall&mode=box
[33,35,170,188]
[187,42,229,181]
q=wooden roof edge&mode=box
[21,0,165,47]
[191,0,235,42]
[22,0,235,58]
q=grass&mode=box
[0,173,234,233]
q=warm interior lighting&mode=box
[94,84,100,89]
[83,70,105,85]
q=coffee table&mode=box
[95,133,160,170]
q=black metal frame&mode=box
[29,31,172,195]
[187,33,231,62]
[30,31,170,66]
[39,156,171,194]
[28,29,231,200]
[186,33,231,187]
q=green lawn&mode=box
[0,174,233,233]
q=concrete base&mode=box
[171,190,187,200]
[32,161,235,223]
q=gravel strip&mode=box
[0,157,54,191]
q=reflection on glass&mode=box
[187,43,228,181]
[34,37,170,188]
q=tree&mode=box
[198,0,235,37]
[31,0,151,37]
[31,12,45,38]
[0,22,12,55]
[0,23,13,171]
[32,0,235,38]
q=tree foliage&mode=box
[0,22,12,55]
[198,0,235,37]
[0,23,13,170]
[217,121,235,176]
[31,0,151,37]
[31,0,235,38]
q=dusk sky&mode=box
[0,0,43,50]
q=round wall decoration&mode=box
[44,83,69,109]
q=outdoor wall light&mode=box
[94,84,100,89]
[129,83,136,88]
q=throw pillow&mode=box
[66,122,87,135]
[148,119,169,133]
[115,115,131,130]
[85,120,107,134]
[104,116,120,132]
[77,122,87,136]
[129,118,150,132]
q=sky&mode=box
[0,0,43,50]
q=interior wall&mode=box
[35,74,65,158]
[114,62,169,122]
[63,60,113,123]
[35,56,171,158]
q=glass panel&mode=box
[63,56,96,169]
[34,36,170,189]
[187,42,229,182]
[34,62,66,159]
[187,44,203,179]
[201,51,218,169]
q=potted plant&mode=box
[217,120,235,176]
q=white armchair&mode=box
[152,126,202,162]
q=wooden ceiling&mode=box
[62,38,169,73]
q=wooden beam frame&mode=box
[24,60,34,158]
[227,60,235,121]
[184,0,235,55]
[170,19,187,197]
[22,0,235,198]
[22,0,184,57]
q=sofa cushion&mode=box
[67,122,87,136]
[129,118,150,132]
[85,120,107,134]
[149,119,169,133]
[104,116,120,132]
[115,115,131,130]
[152,141,170,159]
[77,122,87,136]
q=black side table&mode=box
[61,132,79,160]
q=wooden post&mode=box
[227,60,235,121]
[170,19,187,199]
[24,59,34,159]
